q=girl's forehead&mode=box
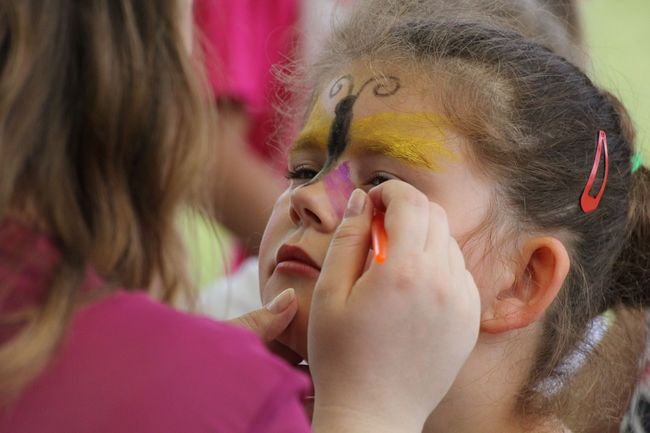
[317,65,435,116]
[293,107,457,171]
[292,64,460,171]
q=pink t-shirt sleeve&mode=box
[249,373,314,433]
[1,292,312,433]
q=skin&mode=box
[211,103,285,253]
[295,109,459,172]
[259,62,570,433]
[260,62,494,361]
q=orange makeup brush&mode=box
[370,210,387,264]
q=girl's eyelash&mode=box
[286,167,397,187]
[285,166,319,180]
[366,172,395,186]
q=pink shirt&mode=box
[0,221,311,433]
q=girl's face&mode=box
[259,64,497,359]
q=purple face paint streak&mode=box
[323,162,355,219]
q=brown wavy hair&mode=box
[0,0,214,398]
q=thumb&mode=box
[229,288,297,342]
[316,189,373,303]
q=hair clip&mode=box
[580,130,609,213]
[632,152,643,173]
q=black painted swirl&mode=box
[328,75,354,99]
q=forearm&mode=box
[312,404,424,433]
[213,145,283,251]
[210,104,285,252]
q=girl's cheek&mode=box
[259,192,293,262]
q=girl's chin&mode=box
[270,340,305,365]
[262,279,313,360]
[276,319,309,362]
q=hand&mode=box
[229,288,299,347]
[230,290,314,412]
[309,181,481,433]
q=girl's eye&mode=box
[286,166,320,184]
[367,173,394,187]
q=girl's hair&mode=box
[362,0,586,67]
[0,1,213,397]
[303,0,649,429]
[275,0,586,159]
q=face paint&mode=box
[294,103,331,150]
[322,162,388,264]
[349,112,457,170]
[292,75,454,268]
[300,75,401,186]
[322,162,355,219]
[294,110,457,171]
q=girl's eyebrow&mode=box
[291,111,459,170]
[348,112,458,170]
[349,139,442,170]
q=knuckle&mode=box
[433,282,451,305]
[239,312,266,335]
[382,180,427,208]
[429,202,448,223]
[331,221,365,246]
[391,258,420,289]
[402,186,429,209]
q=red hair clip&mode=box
[580,130,609,213]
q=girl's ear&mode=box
[480,237,570,334]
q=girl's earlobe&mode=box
[480,237,570,334]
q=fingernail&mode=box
[344,189,366,218]
[265,288,295,314]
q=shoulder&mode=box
[75,290,309,390]
[76,291,262,350]
[46,292,309,432]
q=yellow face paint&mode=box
[292,108,457,171]
[349,112,457,170]
[293,102,332,152]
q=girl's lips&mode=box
[275,244,321,278]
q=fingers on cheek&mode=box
[363,250,374,272]
[447,239,468,277]
[371,254,426,291]
[394,252,459,305]
[428,203,449,236]
[368,180,404,210]
[369,180,427,211]
[367,183,388,208]
[383,192,431,254]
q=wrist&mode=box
[311,403,424,433]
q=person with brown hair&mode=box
[257,1,650,432]
[0,1,482,432]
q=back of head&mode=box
[307,1,649,430]
[0,0,213,397]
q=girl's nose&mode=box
[289,182,341,233]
